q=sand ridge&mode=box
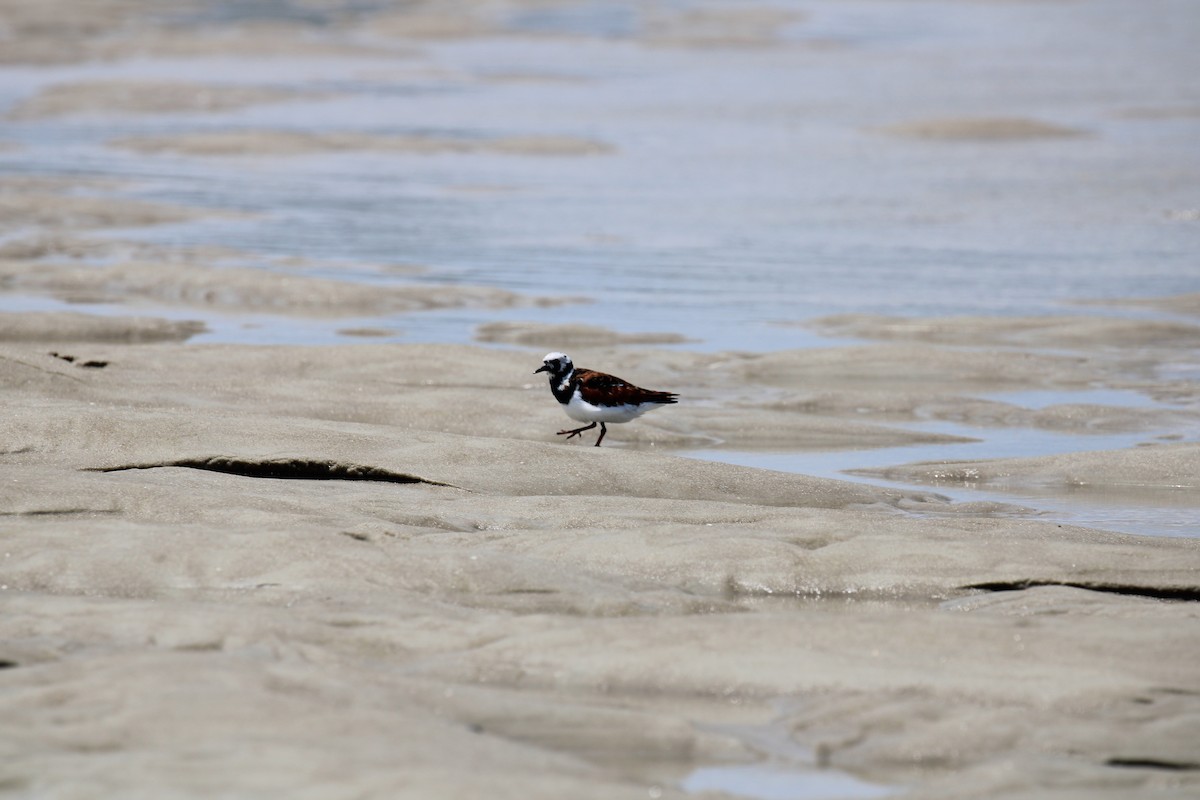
[0,259,563,316]
[112,130,615,158]
[4,80,329,120]
[874,117,1088,141]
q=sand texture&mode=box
[0,311,206,343]
[853,443,1200,495]
[5,81,326,120]
[2,332,1199,799]
[808,313,1200,351]
[1,219,1197,795]
[642,8,804,48]
[113,131,615,158]
[2,0,1199,796]
[874,117,1088,141]
[0,260,560,316]
[476,321,693,347]
[0,184,215,233]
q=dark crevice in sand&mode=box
[89,457,464,489]
[0,508,120,517]
[49,352,108,368]
[1106,758,1200,771]
[965,580,1200,603]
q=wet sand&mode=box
[0,259,560,316]
[476,321,693,347]
[3,80,328,120]
[113,130,615,158]
[3,309,1199,798]
[2,0,1199,798]
[873,117,1088,141]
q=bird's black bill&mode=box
[534,365,550,374]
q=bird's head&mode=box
[534,352,572,377]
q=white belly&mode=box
[563,391,656,424]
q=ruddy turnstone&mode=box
[534,352,678,446]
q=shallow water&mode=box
[681,763,895,800]
[2,0,1198,350]
[681,715,897,800]
[978,388,1176,411]
[685,380,1200,540]
[685,418,1200,539]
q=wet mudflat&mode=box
[1,1,1199,798]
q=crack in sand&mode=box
[1106,758,1200,771]
[89,456,465,489]
[0,508,120,516]
[0,354,86,383]
[964,580,1200,603]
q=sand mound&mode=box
[0,312,205,343]
[5,80,323,119]
[477,322,691,347]
[113,130,615,158]
[0,261,564,316]
[853,442,1200,496]
[876,116,1087,140]
[808,313,1200,350]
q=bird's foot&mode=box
[556,422,597,441]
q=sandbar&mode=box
[5,80,327,120]
[874,117,1088,141]
[477,321,692,347]
[113,130,615,158]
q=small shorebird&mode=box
[535,352,679,446]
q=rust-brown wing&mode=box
[574,368,679,407]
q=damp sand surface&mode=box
[1,0,1199,798]
[2,333,1199,799]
